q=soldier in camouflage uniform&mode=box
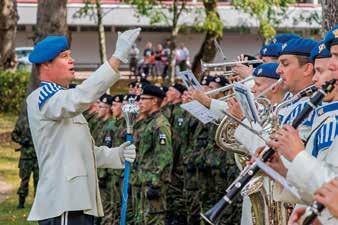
[200,76,242,225]
[11,112,39,209]
[136,84,173,225]
[92,94,113,225]
[165,83,188,225]
[98,94,127,225]
[182,76,216,225]
[131,97,148,225]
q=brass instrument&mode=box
[214,79,283,155]
[201,80,336,225]
[205,76,254,96]
[201,59,263,72]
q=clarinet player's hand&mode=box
[268,124,304,161]
[314,179,338,218]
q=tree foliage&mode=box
[232,0,295,41]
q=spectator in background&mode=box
[175,43,190,74]
[142,42,155,78]
[154,44,166,80]
[162,39,172,78]
[129,44,140,79]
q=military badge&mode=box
[215,77,221,83]
[258,68,263,75]
[178,117,184,127]
[262,48,267,54]
[102,97,107,103]
[115,96,120,102]
[318,43,325,54]
[201,80,207,85]
[159,133,167,145]
[272,38,277,44]
[123,95,128,101]
[282,43,287,50]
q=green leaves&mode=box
[233,0,295,40]
[0,70,29,113]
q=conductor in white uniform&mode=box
[26,28,141,225]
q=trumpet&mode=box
[201,59,263,72]
[205,76,254,96]
[200,80,336,225]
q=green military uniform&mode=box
[182,118,206,225]
[161,103,174,121]
[101,117,127,225]
[136,111,173,225]
[11,114,39,208]
[166,104,189,225]
[131,117,147,225]
[200,123,242,225]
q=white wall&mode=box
[15,30,263,65]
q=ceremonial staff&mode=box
[201,79,336,225]
[120,98,139,225]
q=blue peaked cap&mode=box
[260,43,282,57]
[29,36,69,64]
[323,25,338,50]
[279,38,317,57]
[310,41,331,62]
[253,63,280,80]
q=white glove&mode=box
[112,28,141,63]
[118,141,136,163]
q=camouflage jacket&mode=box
[136,111,173,187]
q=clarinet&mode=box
[201,79,336,225]
[302,201,325,225]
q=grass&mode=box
[0,141,37,225]
[0,112,37,225]
[0,113,17,134]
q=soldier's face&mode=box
[97,102,111,118]
[111,102,122,118]
[277,55,312,94]
[329,45,338,82]
[139,95,155,114]
[166,87,180,102]
[45,50,75,87]
[251,77,276,98]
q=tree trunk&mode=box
[191,0,222,81]
[0,0,19,71]
[13,0,68,142]
[321,0,338,33]
[96,0,107,64]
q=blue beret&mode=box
[29,36,69,64]
[270,33,301,44]
[142,85,166,99]
[323,25,338,49]
[253,63,280,80]
[279,38,317,57]
[310,41,331,62]
[260,43,282,57]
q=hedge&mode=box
[0,70,29,113]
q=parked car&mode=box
[16,47,33,70]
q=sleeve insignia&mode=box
[159,133,167,145]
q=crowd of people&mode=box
[128,40,190,81]
[9,24,338,225]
